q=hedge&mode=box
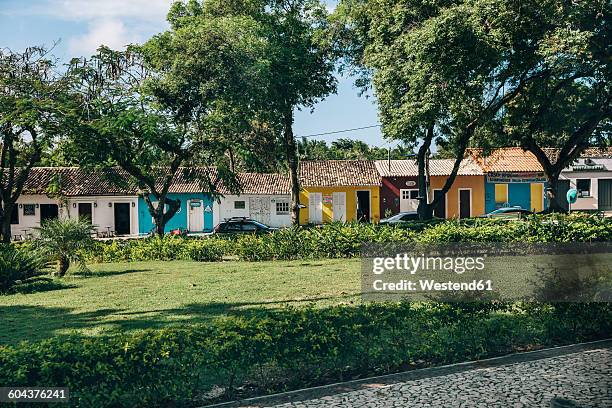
[1,302,609,407]
[72,213,612,263]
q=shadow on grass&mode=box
[6,276,77,295]
[72,269,152,278]
[0,294,359,345]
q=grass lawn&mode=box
[0,259,361,345]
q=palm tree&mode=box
[35,218,95,276]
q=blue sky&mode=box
[0,0,386,146]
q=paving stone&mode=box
[264,349,611,408]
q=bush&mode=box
[0,244,43,292]
[80,213,612,263]
[0,302,609,407]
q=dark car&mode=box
[479,207,534,219]
[213,217,276,234]
[379,211,420,225]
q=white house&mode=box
[10,167,139,239]
[560,148,612,213]
[214,172,291,228]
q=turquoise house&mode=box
[470,148,549,213]
[138,193,214,234]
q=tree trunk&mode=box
[417,126,434,220]
[0,218,11,243]
[56,256,69,277]
[543,173,566,214]
[283,109,301,225]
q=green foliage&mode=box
[34,218,96,275]
[0,244,43,292]
[0,302,609,407]
[82,214,612,263]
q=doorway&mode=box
[558,179,570,211]
[599,179,612,211]
[356,190,371,222]
[399,189,419,212]
[332,192,346,221]
[458,189,472,219]
[40,204,59,224]
[114,203,131,235]
[433,189,446,219]
[530,183,544,212]
[308,192,323,224]
[188,200,204,232]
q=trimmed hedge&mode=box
[1,302,609,407]
[76,213,612,263]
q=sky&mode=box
[0,0,387,147]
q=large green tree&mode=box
[167,0,337,224]
[334,0,610,216]
[71,20,265,235]
[0,47,73,242]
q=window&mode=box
[494,184,508,206]
[234,201,246,209]
[576,179,591,197]
[10,205,19,224]
[23,204,36,216]
[242,222,258,231]
[276,201,290,215]
[401,190,419,200]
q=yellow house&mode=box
[299,160,381,224]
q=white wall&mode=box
[217,194,291,228]
[11,195,139,239]
[560,172,612,211]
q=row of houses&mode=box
[8,147,612,238]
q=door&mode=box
[599,179,612,211]
[356,190,371,222]
[433,189,446,219]
[558,179,570,211]
[40,204,59,224]
[494,184,508,208]
[399,189,419,212]
[78,202,93,223]
[530,183,544,213]
[188,200,204,232]
[249,197,271,225]
[308,192,323,224]
[332,192,346,222]
[459,189,471,219]
[114,203,131,235]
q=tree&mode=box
[493,0,611,211]
[168,0,338,225]
[71,14,266,235]
[334,0,610,216]
[0,46,73,242]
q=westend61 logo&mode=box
[370,254,492,293]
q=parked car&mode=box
[379,211,420,225]
[213,217,276,234]
[479,206,534,219]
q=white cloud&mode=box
[68,19,138,56]
[13,0,174,22]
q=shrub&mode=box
[0,302,609,407]
[0,244,44,292]
[35,219,96,276]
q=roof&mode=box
[18,167,290,197]
[468,147,544,173]
[299,160,381,187]
[226,172,290,195]
[580,147,612,158]
[374,158,483,177]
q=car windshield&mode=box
[249,221,269,229]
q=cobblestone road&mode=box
[268,348,611,408]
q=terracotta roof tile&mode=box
[374,158,483,177]
[222,172,290,195]
[299,160,381,187]
[468,147,545,172]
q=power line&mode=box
[297,124,381,138]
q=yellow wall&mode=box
[299,186,381,224]
[429,175,485,218]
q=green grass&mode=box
[0,259,361,345]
